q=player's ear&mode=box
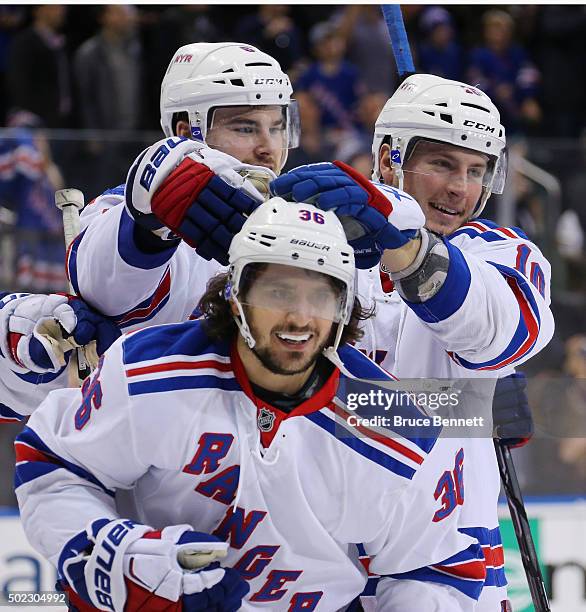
[175,120,191,138]
[379,144,398,187]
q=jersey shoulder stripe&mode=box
[329,398,433,460]
[451,219,529,242]
[122,321,236,396]
[305,409,417,480]
[450,263,540,370]
[338,343,396,380]
[335,348,440,455]
[14,426,114,496]
[128,374,240,397]
[114,267,172,328]
[122,320,230,365]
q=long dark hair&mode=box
[197,267,374,346]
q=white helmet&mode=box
[160,42,299,169]
[227,197,355,352]
[372,74,507,217]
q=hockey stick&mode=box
[494,440,551,611]
[55,188,92,383]
[380,5,416,81]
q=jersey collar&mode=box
[230,340,340,446]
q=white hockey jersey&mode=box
[355,218,555,610]
[67,186,223,330]
[1,183,221,421]
[16,321,486,611]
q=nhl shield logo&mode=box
[257,407,276,432]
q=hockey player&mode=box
[1,42,297,416]
[0,292,120,422]
[67,42,301,331]
[16,199,486,611]
[270,74,555,610]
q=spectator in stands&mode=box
[73,5,143,196]
[0,7,25,124]
[0,110,66,292]
[556,335,586,488]
[236,6,304,76]
[74,5,142,132]
[6,5,71,128]
[533,6,586,138]
[295,21,366,154]
[334,6,396,97]
[417,7,464,82]
[525,334,586,495]
[467,9,541,135]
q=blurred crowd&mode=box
[0,4,584,499]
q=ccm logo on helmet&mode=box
[290,238,330,251]
[254,77,287,86]
[463,119,495,133]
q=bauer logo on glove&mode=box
[126,137,274,265]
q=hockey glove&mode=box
[492,372,534,448]
[126,137,273,265]
[59,518,248,612]
[0,293,120,374]
[271,161,425,268]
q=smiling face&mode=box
[234,264,342,383]
[380,140,489,235]
[205,105,287,174]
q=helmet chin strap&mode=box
[323,323,355,379]
[393,163,405,191]
[231,296,256,349]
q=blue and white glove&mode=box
[493,372,534,448]
[59,518,248,612]
[0,293,120,374]
[271,161,425,268]
[126,136,273,265]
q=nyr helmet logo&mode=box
[257,407,276,432]
[174,54,193,64]
[462,86,483,96]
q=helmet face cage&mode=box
[160,43,299,170]
[371,75,507,218]
[227,198,355,349]
[399,136,506,191]
[201,101,300,151]
[235,263,348,324]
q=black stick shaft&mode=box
[494,440,551,611]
